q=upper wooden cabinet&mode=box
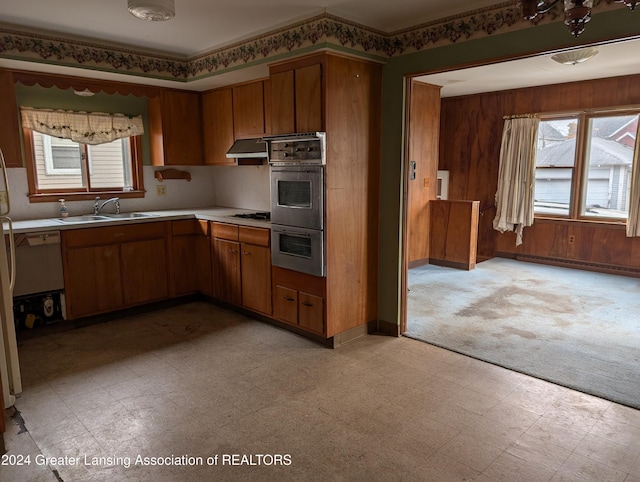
[0,70,23,168]
[202,88,235,166]
[269,58,323,134]
[149,89,203,166]
[232,81,267,138]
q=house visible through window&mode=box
[534,109,639,221]
[30,131,136,194]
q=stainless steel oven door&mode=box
[271,225,325,277]
[270,166,323,230]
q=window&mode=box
[25,130,142,200]
[534,109,639,221]
[21,107,145,202]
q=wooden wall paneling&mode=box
[407,80,441,264]
[441,74,640,270]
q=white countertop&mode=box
[4,207,271,234]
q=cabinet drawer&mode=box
[239,226,269,246]
[212,222,239,241]
[298,292,324,334]
[63,222,167,248]
[274,285,297,324]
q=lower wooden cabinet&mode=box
[211,222,272,316]
[273,267,325,335]
[62,222,170,319]
[172,219,212,296]
[212,237,241,305]
[122,238,168,306]
[64,244,123,318]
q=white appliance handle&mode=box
[0,149,10,217]
[3,217,15,293]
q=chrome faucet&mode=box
[93,196,120,215]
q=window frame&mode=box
[534,106,640,225]
[23,127,145,202]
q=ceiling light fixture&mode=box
[128,0,175,21]
[521,0,636,37]
[73,88,95,97]
[551,47,599,64]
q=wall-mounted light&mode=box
[521,0,636,37]
[128,0,175,21]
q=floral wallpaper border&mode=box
[0,1,623,81]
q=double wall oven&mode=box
[265,132,326,277]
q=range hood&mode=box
[225,138,268,159]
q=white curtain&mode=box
[626,119,640,237]
[493,116,540,246]
[20,107,144,145]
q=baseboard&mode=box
[429,258,474,271]
[515,254,640,278]
[408,258,430,269]
[331,323,369,348]
[369,319,401,337]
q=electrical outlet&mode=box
[156,185,167,196]
[568,235,575,244]
[0,191,7,204]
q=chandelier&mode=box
[521,0,637,37]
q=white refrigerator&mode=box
[0,148,21,409]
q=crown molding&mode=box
[0,2,625,82]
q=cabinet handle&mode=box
[230,249,238,253]
[284,296,295,302]
[301,301,314,307]
[242,251,251,256]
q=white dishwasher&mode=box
[12,231,65,328]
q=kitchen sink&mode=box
[55,215,111,223]
[102,212,157,219]
[55,212,158,223]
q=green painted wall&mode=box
[378,8,640,326]
[14,84,151,165]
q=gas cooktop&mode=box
[231,212,270,220]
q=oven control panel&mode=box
[266,132,326,165]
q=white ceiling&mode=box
[418,38,640,98]
[0,1,638,95]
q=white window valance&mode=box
[20,107,144,145]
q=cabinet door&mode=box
[65,244,122,319]
[121,238,169,306]
[274,285,298,325]
[202,88,235,166]
[195,221,213,296]
[212,238,241,305]
[151,90,203,166]
[298,292,324,334]
[0,70,22,168]
[241,243,272,315]
[295,64,323,133]
[233,81,265,138]
[270,70,295,135]
[173,235,198,296]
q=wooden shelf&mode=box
[154,168,191,182]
